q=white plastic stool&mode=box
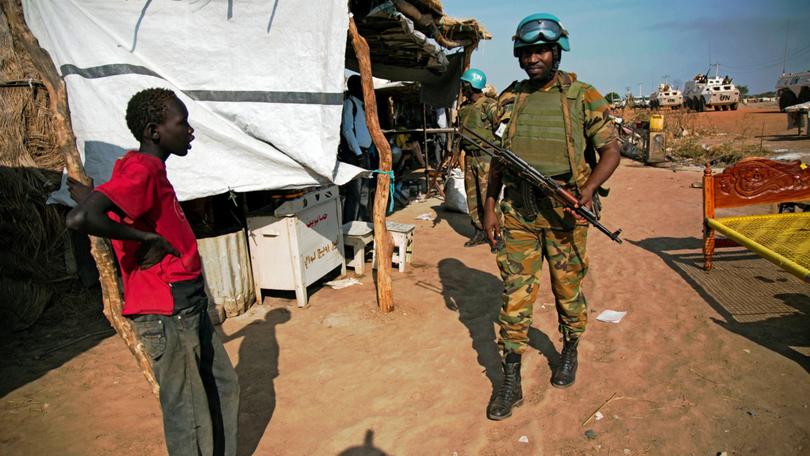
[342,221,374,276]
[372,221,415,272]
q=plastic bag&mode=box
[443,167,469,214]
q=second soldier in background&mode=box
[453,68,499,246]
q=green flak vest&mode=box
[507,87,585,180]
[459,96,497,154]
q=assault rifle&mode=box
[459,126,623,244]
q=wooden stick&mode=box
[348,16,394,313]
[2,0,158,396]
[582,392,617,426]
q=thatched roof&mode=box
[348,0,490,81]
[1,3,73,330]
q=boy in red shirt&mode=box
[67,88,239,456]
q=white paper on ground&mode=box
[596,310,627,324]
[324,278,361,289]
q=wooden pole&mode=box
[2,0,159,395]
[422,103,429,191]
[348,16,394,313]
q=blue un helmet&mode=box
[460,68,487,91]
[513,13,570,57]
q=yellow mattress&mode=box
[707,212,810,282]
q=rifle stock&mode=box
[459,127,623,244]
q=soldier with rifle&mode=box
[452,68,499,247]
[481,13,621,421]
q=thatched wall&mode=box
[0,3,73,330]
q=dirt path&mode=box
[2,161,809,455]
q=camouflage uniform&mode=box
[494,71,617,354]
[458,95,498,230]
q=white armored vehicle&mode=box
[650,83,683,109]
[776,71,810,112]
[683,71,740,112]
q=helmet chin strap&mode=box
[551,44,562,73]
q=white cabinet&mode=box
[246,186,346,307]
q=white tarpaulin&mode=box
[23,0,361,204]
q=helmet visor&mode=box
[515,19,564,45]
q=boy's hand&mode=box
[68,177,94,204]
[136,234,180,269]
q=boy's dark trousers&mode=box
[131,277,240,456]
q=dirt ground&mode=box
[2,116,810,455]
[623,103,810,163]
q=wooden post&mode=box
[702,162,715,272]
[348,17,394,313]
[2,0,158,395]
[422,103,429,191]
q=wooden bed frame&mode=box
[702,157,810,280]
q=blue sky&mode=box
[441,0,810,96]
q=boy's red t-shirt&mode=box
[95,151,201,315]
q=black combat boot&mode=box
[551,338,579,388]
[486,358,523,420]
[464,229,487,247]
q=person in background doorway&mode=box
[341,75,377,222]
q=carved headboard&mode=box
[703,158,810,215]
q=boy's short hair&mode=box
[126,88,178,141]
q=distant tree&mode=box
[738,85,749,96]
[751,91,776,98]
[605,92,621,103]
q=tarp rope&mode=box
[372,169,395,214]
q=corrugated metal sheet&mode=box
[198,230,255,321]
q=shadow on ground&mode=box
[758,134,810,142]
[631,236,810,373]
[431,204,474,240]
[337,429,389,456]
[437,258,558,392]
[0,284,111,398]
[223,307,291,456]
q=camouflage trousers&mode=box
[495,205,589,355]
[464,154,491,230]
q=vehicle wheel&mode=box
[799,87,810,104]
[731,103,738,111]
[779,90,798,112]
[698,98,705,112]
[714,105,721,111]
[722,105,729,111]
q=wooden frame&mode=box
[702,157,810,272]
